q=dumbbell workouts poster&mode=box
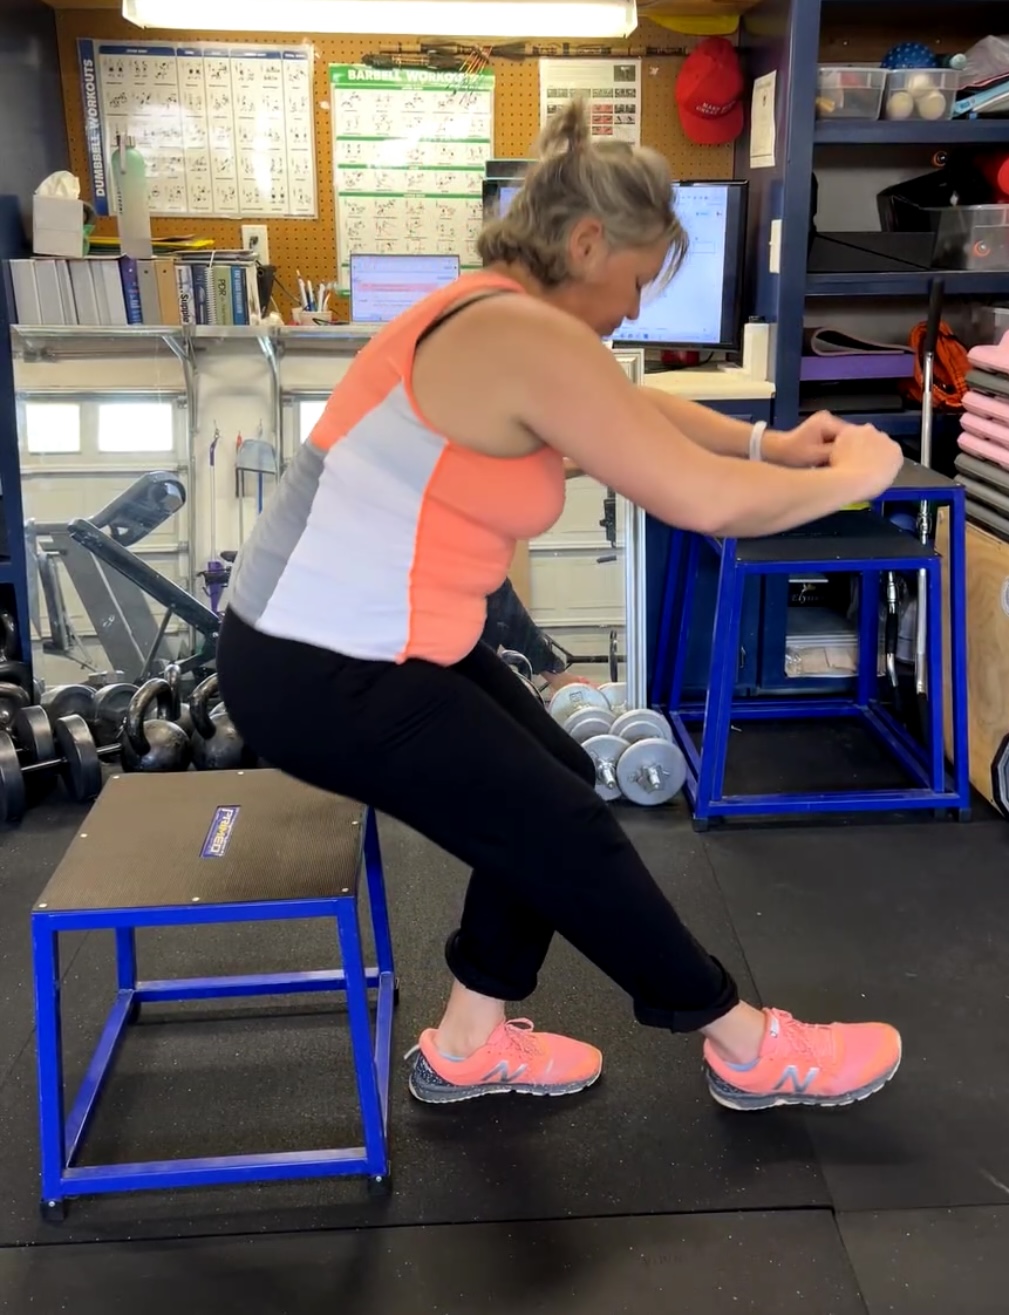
[330,64,495,292]
[77,39,318,218]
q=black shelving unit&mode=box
[735,0,1009,430]
[0,1,68,685]
[808,271,1009,297]
[814,118,1009,145]
[0,270,30,671]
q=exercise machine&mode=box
[26,472,225,686]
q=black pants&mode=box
[216,610,738,1032]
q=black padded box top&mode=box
[891,460,957,494]
[736,510,937,565]
[35,770,365,913]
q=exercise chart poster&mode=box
[77,39,317,219]
[330,65,494,290]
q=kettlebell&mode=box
[189,673,256,771]
[164,662,193,738]
[121,678,192,773]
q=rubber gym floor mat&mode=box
[0,799,89,1085]
[838,1205,1009,1315]
[703,821,1009,1211]
[0,1209,868,1315]
[0,813,827,1246]
[688,718,909,798]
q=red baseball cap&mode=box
[675,37,746,146]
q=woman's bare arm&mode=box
[639,389,784,460]
[506,309,901,537]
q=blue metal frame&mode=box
[654,489,970,825]
[31,806,395,1212]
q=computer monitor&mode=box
[482,179,524,226]
[611,182,747,351]
[480,178,748,352]
[348,253,460,325]
[484,159,534,181]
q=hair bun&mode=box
[538,98,592,157]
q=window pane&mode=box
[98,402,174,453]
[299,399,327,442]
[24,402,81,454]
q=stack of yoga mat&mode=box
[956,330,1009,541]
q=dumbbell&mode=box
[0,711,120,825]
[41,683,97,728]
[565,704,616,744]
[599,682,627,714]
[581,733,629,802]
[610,708,674,745]
[39,681,140,747]
[581,708,687,807]
[610,709,685,805]
[92,682,139,745]
[548,683,611,726]
[562,703,670,753]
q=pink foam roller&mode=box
[963,389,1009,424]
[958,431,1009,469]
[969,329,1009,376]
[962,411,1009,450]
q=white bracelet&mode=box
[748,420,768,462]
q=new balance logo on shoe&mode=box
[481,1061,529,1085]
[773,1065,820,1094]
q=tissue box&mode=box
[33,195,85,258]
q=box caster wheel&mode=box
[40,1198,66,1223]
[394,978,401,1007]
[367,1168,393,1198]
[692,817,711,833]
[957,807,972,823]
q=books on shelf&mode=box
[4,253,263,329]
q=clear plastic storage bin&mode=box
[816,66,887,120]
[931,205,1009,271]
[884,69,960,122]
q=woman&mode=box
[218,100,904,1113]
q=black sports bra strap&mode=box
[415,289,518,347]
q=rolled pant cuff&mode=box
[632,959,740,1033]
[445,931,537,1002]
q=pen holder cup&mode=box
[291,309,334,326]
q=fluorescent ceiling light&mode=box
[122,0,638,39]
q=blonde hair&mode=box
[478,98,688,288]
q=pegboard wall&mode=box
[54,11,734,320]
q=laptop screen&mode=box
[349,253,461,324]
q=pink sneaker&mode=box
[704,1008,901,1111]
[407,1019,603,1104]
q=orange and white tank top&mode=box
[227,272,566,667]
